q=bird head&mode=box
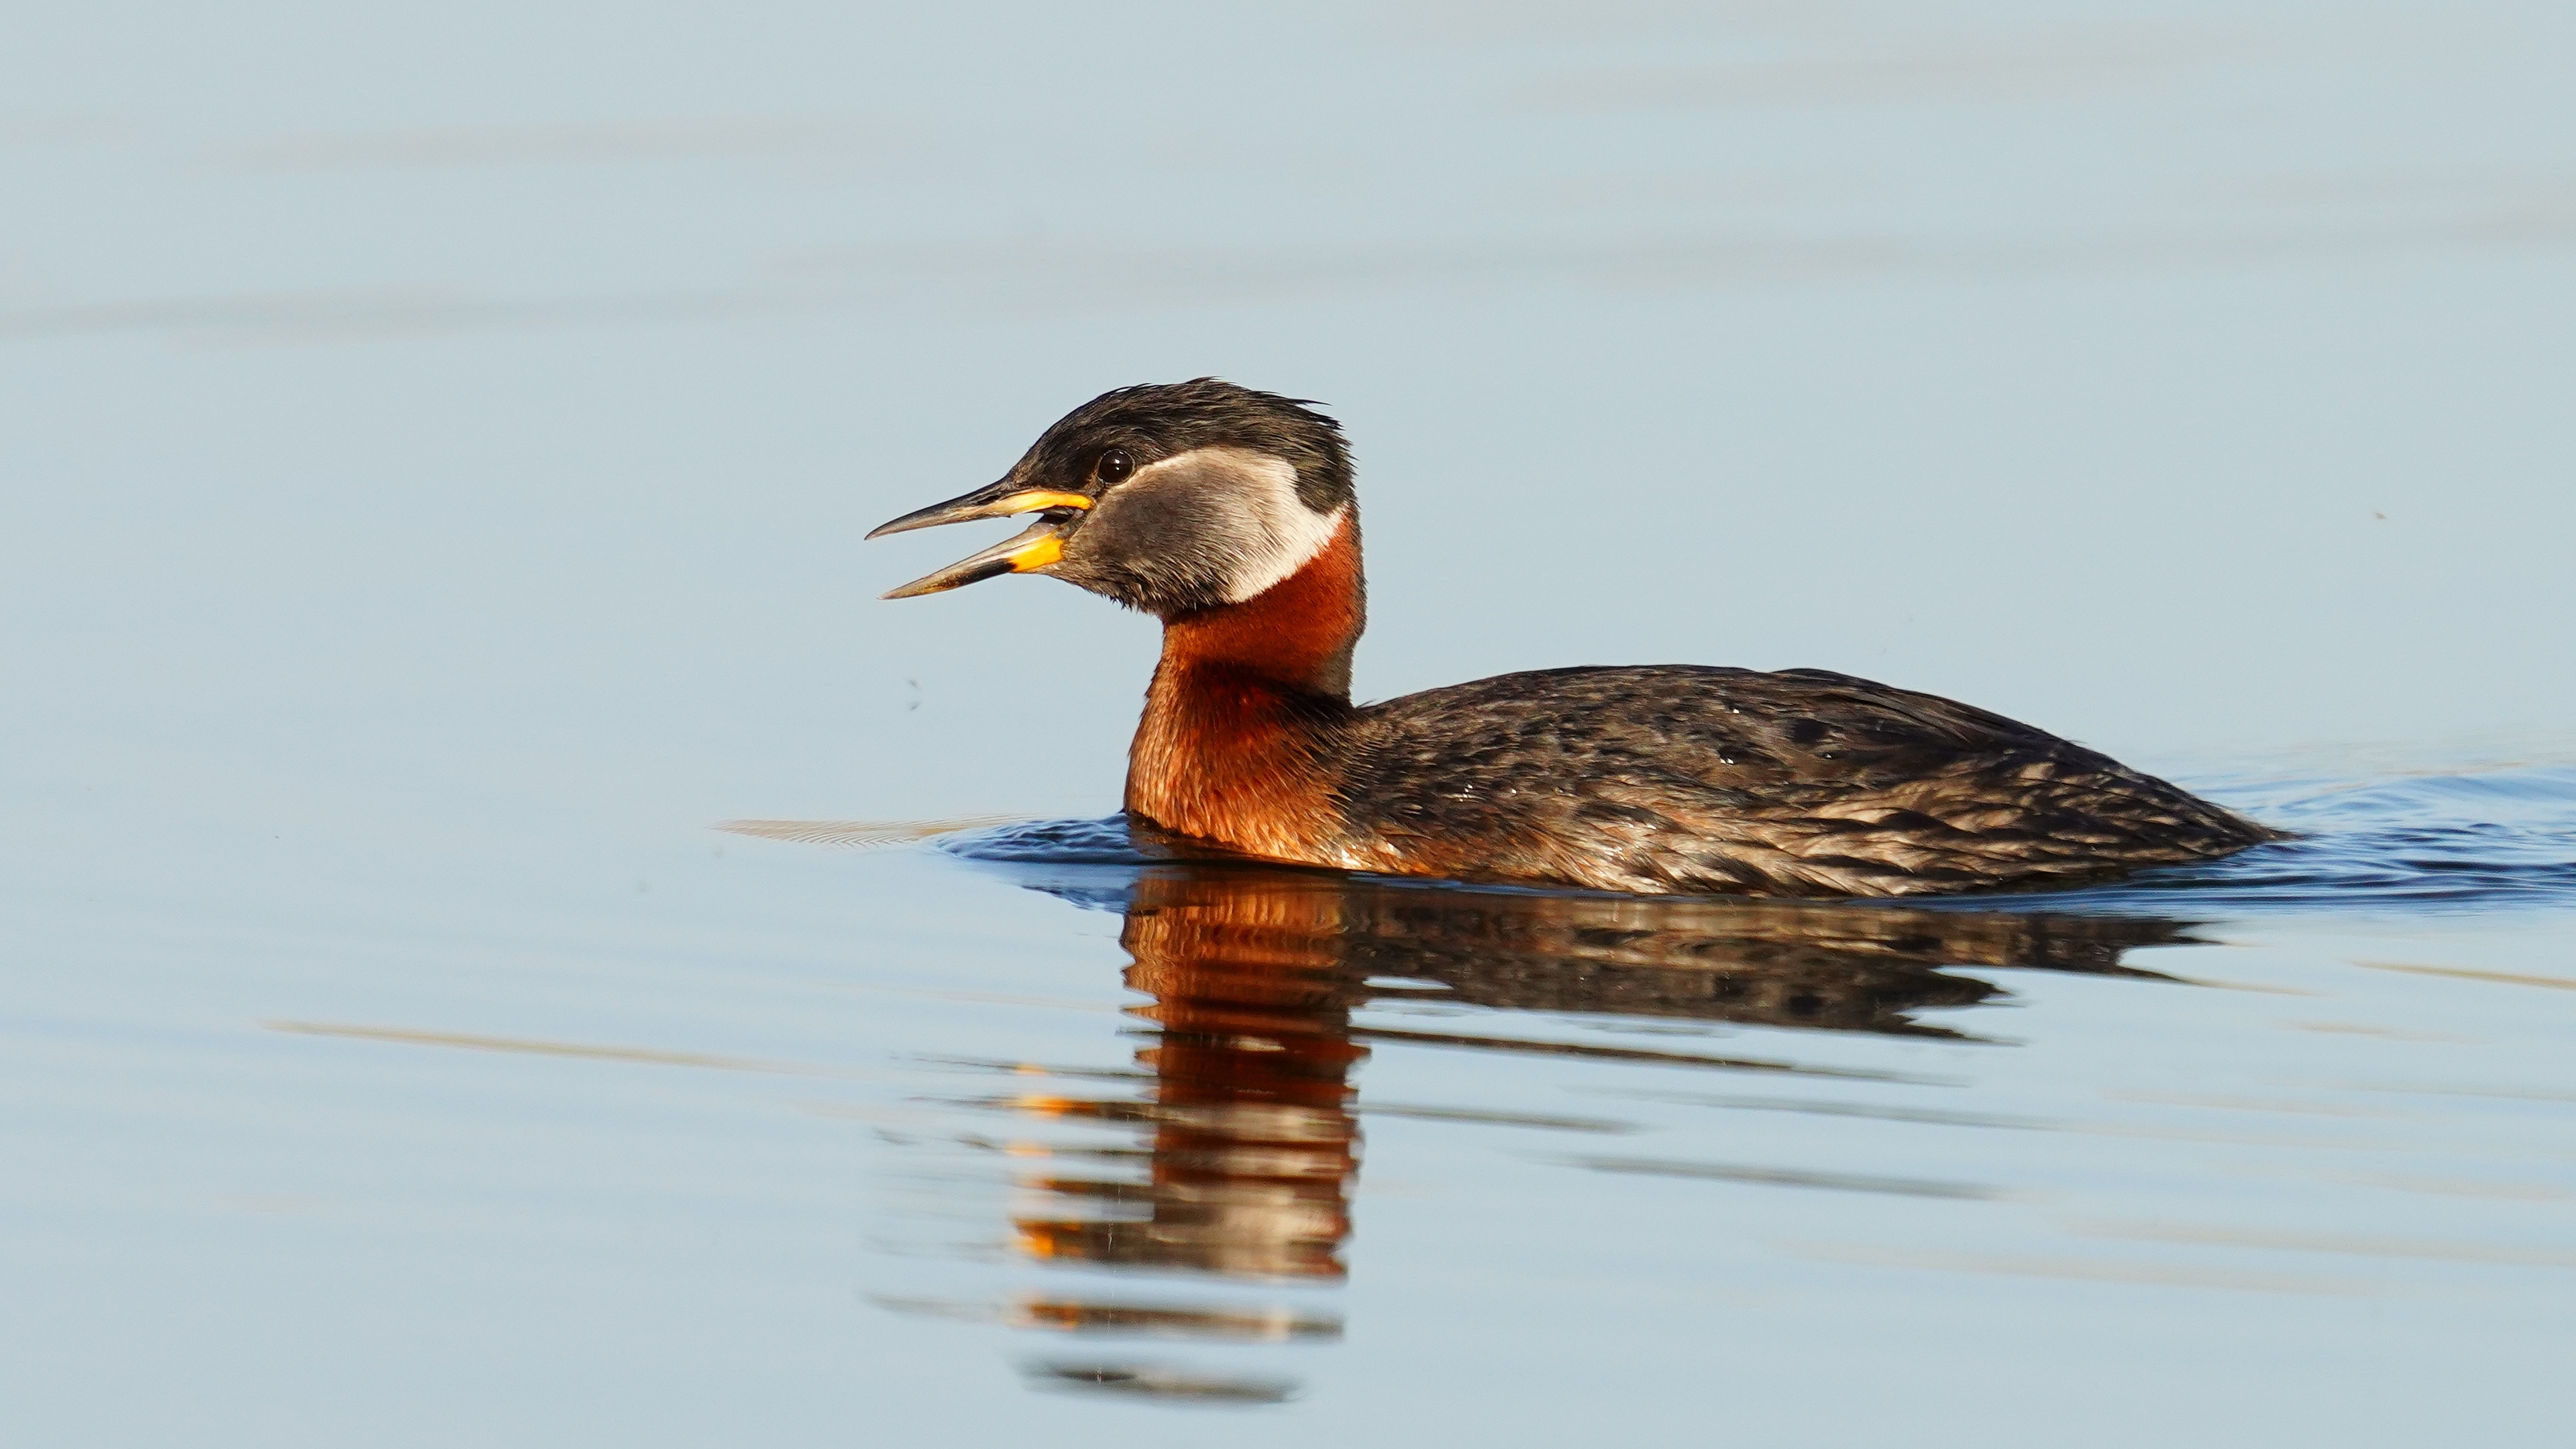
[869,378,1354,619]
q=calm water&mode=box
[7,1,2575,1444]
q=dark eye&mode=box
[1096,448,1134,484]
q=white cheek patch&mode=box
[1217,484,1346,604]
[1120,446,1348,604]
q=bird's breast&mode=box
[1126,663,1354,863]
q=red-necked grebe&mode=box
[869,379,2274,897]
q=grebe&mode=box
[869,379,2274,898]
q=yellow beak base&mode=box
[879,521,1068,599]
[867,480,1094,600]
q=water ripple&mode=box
[938,757,2576,916]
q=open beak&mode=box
[865,481,1094,600]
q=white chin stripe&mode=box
[1124,446,1348,604]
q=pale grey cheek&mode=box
[1057,502,1235,612]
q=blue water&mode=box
[769,753,2576,1426]
[7,0,2575,1443]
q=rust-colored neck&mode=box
[1125,515,1364,860]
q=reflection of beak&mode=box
[865,482,1094,600]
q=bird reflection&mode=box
[1013,872,1363,1281]
[935,857,2199,1397]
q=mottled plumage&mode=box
[1326,665,2271,896]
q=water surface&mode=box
[5,1,2574,1444]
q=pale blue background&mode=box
[5,3,2573,1444]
